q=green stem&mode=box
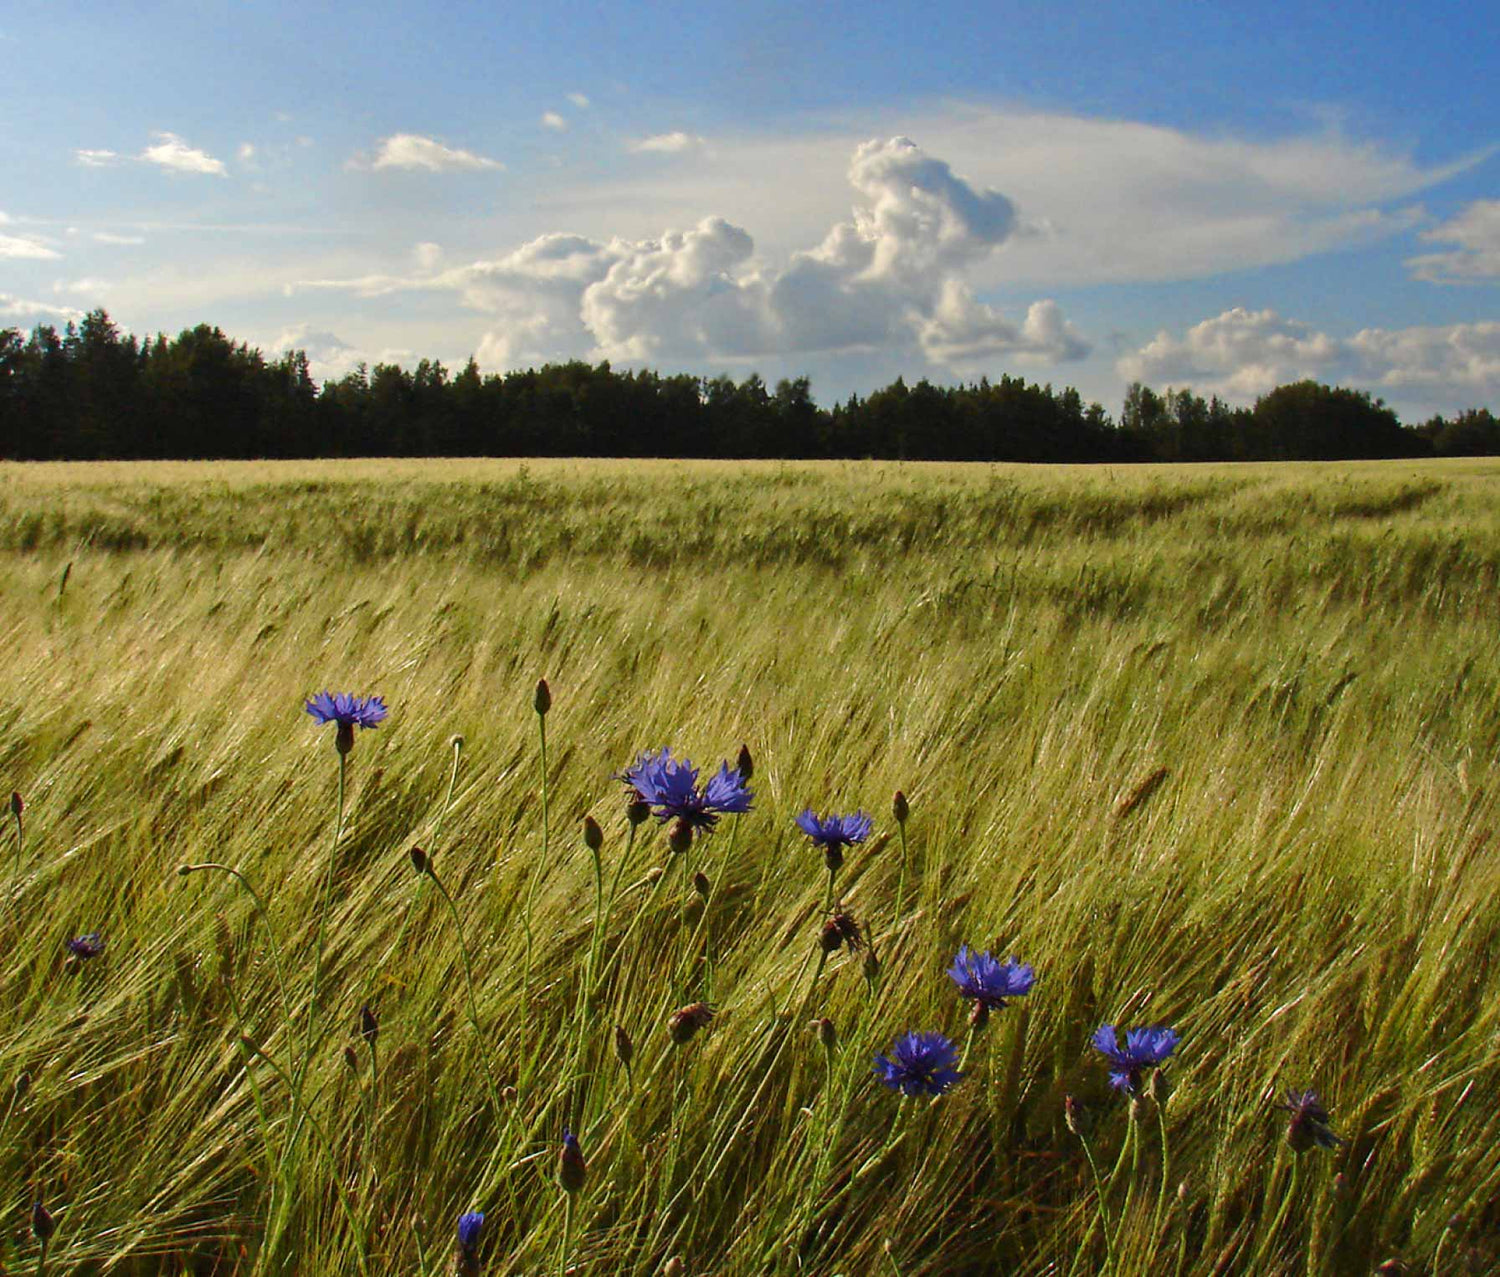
[178,863,291,1019]
[521,711,549,1089]
[1152,1100,1171,1248]
[428,869,505,1120]
[559,1193,575,1277]
[956,1021,978,1074]
[11,803,22,906]
[1076,1132,1116,1275]
[1247,1154,1301,1273]
[303,751,346,1078]
[894,821,909,923]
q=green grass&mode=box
[2,456,1500,1274]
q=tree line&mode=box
[1,309,1495,463]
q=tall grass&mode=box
[1,456,1498,1273]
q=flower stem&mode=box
[1152,1100,1171,1247]
[178,863,291,1020]
[428,869,505,1121]
[894,820,909,923]
[1075,1130,1116,1274]
[303,751,346,1076]
[558,1193,575,1277]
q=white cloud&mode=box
[630,132,705,154]
[413,242,444,270]
[0,233,60,261]
[541,112,568,132]
[299,135,1085,374]
[140,132,228,176]
[566,92,590,110]
[92,231,145,245]
[74,148,121,168]
[1406,200,1500,283]
[1118,306,1500,408]
[238,142,257,162]
[0,293,82,323]
[364,133,503,172]
[262,324,413,382]
[53,278,111,297]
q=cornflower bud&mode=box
[810,1017,837,1050]
[644,866,665,887]
[1148,1067,1173,1108]
[343,1046,359,1073]
[15,1071,30,1101]
[359,1005,379,1049]
[692,872,711,900]
[558,1130,587,1193]
[534,678,552,717]
[500,1085,518,1103]
[583,815,604,853]
[736,744,754,780]
[892,790,909,824]
[409,845,429,875]
[1130,1095,1148,1124]
[661,1259,684,1277]
[1064,1093,1085,1137]
[10,791,22,817]
[31,1200,55,1243]
[614,1025,634,1070]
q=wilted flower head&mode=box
[873,1031,964,1098]
[668,1002,715,1045]
[819,911,862,954]
[65,932,104,960]
[31,1200,55,1242]
[305,692,388,753]
[558,1130,587,1193]
[1092,1024,1180,1095]
[1279,1089,1343,1152]
[620,748,752,839]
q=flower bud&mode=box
[31,1201,55,1243]
[14,1071,29,1101]
[668,1002,715,1045]
[1064,1093,1085,1137]
[644,866,665,887]
[614,1024,634,1070]
[558,1130,587,1193]
[534,678,552,717]
[1148,1067,1173,1108]
[10,791,22,817]
[176,864,195,877]
[810,1017,837,1050]
[1129,1095,1148,1124]
[450,734,465,749]
[583,815,604,853]
[343,1045,359,1072]
[736,744,754,780]
[668,818,693,855]
[692,871,710,900]
[359,1004,379,1048]
[862,946,881,982]
[661,1259,684,1277]
[409,845,429,875]
[968,1000,991,1032]
[892,790,909,824]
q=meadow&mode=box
[2,455,1499,1275]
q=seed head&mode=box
[668,1002,715,1045]
[1279,1089,1343,1152]
[534,678,552,717]
[583,815,604,853]
[819,912,861,954]
[558,1129,587,1193]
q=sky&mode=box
[4,1,1499,421]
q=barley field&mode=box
[2,456,1500,1275]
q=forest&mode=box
[2,309,1495,463]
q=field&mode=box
[2,455,1500,1275]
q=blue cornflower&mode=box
[1279,1089,1343,1152]
[873,1031,964,1098]
[619,748,752,841]
[65,933,104,960]
[797,809,872,873]
[1092,1023,1180,1095]
[948,944,1034,1028]
[456,1210,484,1253]
[305,692,388,754]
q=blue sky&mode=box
[4,1,1498,420]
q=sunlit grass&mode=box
[1,456,1498,1273]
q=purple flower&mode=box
[456,1210,484,1254]
[558,1129,588,1193]
[619,748,752,836]
[1279,1089,1343,1152]
[65,933,104,960]
[796,809,873,850]
[873,1031,964,1098]
[947,945,1035,1017]
[305,692,388,730]
[1092,1024,1179,1095]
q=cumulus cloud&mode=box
[262,325,413,382]
[1406,200,1500,283]
[1118,306,1500,407]
[141,132,228,176]
[541,112,568,132]
[365,133,503,173]
[0,232,61,260]
[0,293,82,322]
[630,132,706,154]
[303,135,1085,373]
[566,92,590,109]
[53,278,111,297]
[74,148,121,167]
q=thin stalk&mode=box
[1247,1154,1302,1273]
[303,750,347,1076]
[427,869,505,1120]
[956,1021,978,1074]
[1075,1131,1116,1274]
[11,798,22,905]
[1152,1101,1171,1247]
[178,863,291,1019]
[559,1194,575,1277]
[521,706,550,1088]
[894,820,909,922]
